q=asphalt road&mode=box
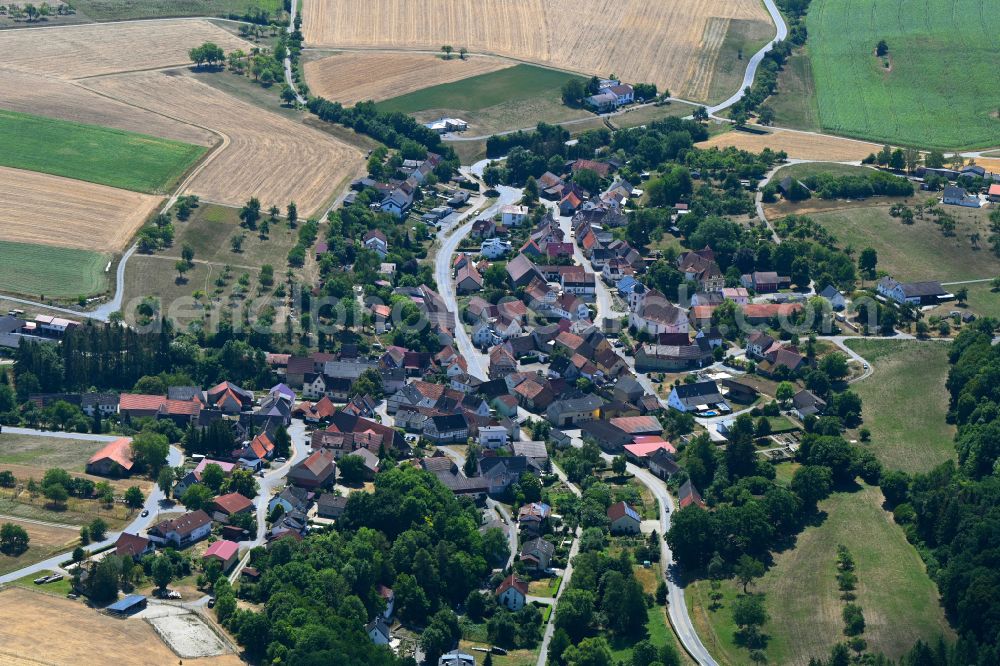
[0,432,183,585]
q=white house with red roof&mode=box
[496,574,528,610]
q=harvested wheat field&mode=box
[697,126,881,161]
[0,588,243,666]
[0,19,249,80]
[0,67,215,146]
[305,51,512,105]
[302,0,773,99]
[0,167,160,252]
[86,71,364,214]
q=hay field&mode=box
[86,71,364,214]
[0,519,79,576]
[697,126,880,161]
[304,51,512,105]
[0,19,249,80]
[0,67,214,146]
[301,0,773,99]
[0,167,160,251]
[0,588,243,666]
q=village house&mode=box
[496,574,529,611]
[501,204,529,226]
[877,277,948,306]
[545,394,603,427]
[517,502,551,537]
[740,271,790,294]
[607,501,642,534]
[630,290,689,336]
[147,510,213,548]
[210,492,255,524]
[667,381,729,414]
[288,449,337,489]
[520,537,555,571]
[204,540,240,572]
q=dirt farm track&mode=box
[301,0,775,100]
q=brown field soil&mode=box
[301,0,773,100]
[0,588,243,666]
[0,19,249,80]
[304,51,512,105]
[697,126,881,161]
[0,166,161,252]
[0,67,215,146]
[86,71,364,215]
[0,518,79,576]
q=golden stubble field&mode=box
[0,67,215,146]
[698,126,882,161]
[0,19,249,80]
[0,588,244,666]
[0,166,161,251]
[304,51,512,104]
[302,0,773,99]
[85,71,365,215]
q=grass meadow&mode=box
[73,0,284,20]
[807,204,1000,282]
[687,483,952,665]
[378,64,590,134]
[0,240,109,299]
[806,0,1000,149]
[0,110,205,194]
[845,339,956,474]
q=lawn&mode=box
[9,570,74,597]
[0,109,205,194]
[845,339,955,474]
[611,101,698,129]
[961,281,1000,319]
[73,0,284,20]
[378,64,591,135]
[806,0,1000,149]
[608,604,690,665]
[807,204,1000,282]
[0,240,109,299]
[687,484,953,665]
[168,202,300,267]
[772,162,874,181]
[767,51,821,132]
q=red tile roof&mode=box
[119,394,166,412]
[204,539,239,562]
[496,573,529,597]
[211,492,254,515]
[114,532,149,558]
[87,437,134,471]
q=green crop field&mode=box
[807,0,1000,149]
[688,484,953,665]
[0,241,109,299]
[73,0,284,21]
[377,64,585,115]
[845,339,955,474]
[0,110,205,194]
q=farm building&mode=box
[204,539,240,572]
[424,117,468,133]
[288,449,337,489]
[942,185,980,207]
[877,277,949,306]
[85,437,133,477]
[106,594,147,616]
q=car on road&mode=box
[275,457,286,463]
[140,509,149,517]
[208,597,216,608]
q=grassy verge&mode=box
[0,241,109,299]
[0,110,205,194]
[73,0,284,21]
[688,484,952,665]
[8,571,73,597]
[844,339,955,474]
[767,51,821,132]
